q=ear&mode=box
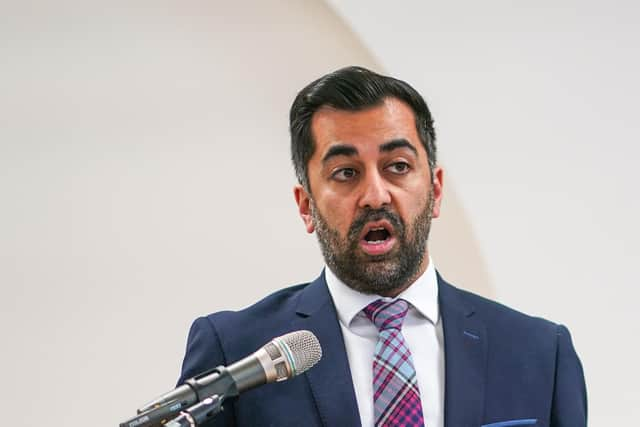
[294,185,315,233]
[430,166,444,219]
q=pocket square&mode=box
[481,419,537,427]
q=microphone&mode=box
[120,330,322,427]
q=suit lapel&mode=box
[291,272,362,427]
[439,275,487,427]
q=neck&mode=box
[377,251,431,298]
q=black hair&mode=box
[289,66,436,190]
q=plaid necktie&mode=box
[363,299,425,427]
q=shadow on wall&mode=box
[429,175,494,298]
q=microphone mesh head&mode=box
[279,330,322,375]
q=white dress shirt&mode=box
[325,258,445,427]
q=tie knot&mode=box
[363,299,409,331]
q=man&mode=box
[177,66,587,427]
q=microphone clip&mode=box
[120,366,238,427]
[186,365,239,404]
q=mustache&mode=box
[347,207,404,240]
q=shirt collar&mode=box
[325,257,439,328]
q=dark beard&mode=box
[311,191,434,295]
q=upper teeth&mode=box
[371,227,385,231]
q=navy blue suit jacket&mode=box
[177,273,587,427]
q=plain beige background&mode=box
[1,1,638,425]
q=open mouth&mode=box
[363,227,391,244]
[359,221,396,255]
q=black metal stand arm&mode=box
[119,366,238,427]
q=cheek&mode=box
[330,208,353,234]
[316,198,354,234]
[398,188,430,222]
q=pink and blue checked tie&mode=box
[364,299,425,427]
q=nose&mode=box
[358,170,391,210]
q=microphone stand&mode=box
[164,394,223,426]
[119,367,237,427]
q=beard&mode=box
[311,190,435,295]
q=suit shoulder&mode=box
[194,282,312,358]
[445,281,562,336]
[442,280,576,374]
[204,282,309,325]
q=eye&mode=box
[387,162,410,174]
[331,167,358,182]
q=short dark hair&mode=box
[289,66,437,191]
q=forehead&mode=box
[310,97,421,156]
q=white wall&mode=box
[3,0,629,425]
[327,0,640,424]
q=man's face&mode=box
[294,97,444,296]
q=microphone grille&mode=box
[278,330,322,375]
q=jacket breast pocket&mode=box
[481,419,537,427]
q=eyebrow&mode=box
[322,144,358,164]
[380,139,418,156]
[321,138,418,164]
